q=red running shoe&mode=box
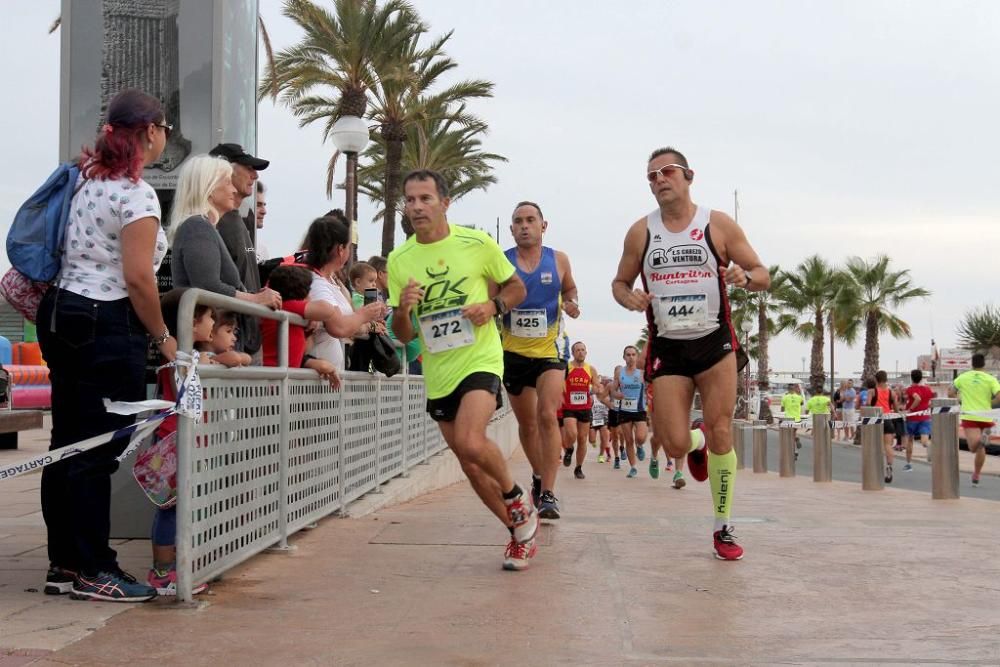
[687,418,709,482]
[713,526,744,561]
[504,491,538,544]
[502,537,538,571]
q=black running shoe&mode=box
[574,466,585,480]
[44,566,77,596]
[884,465,893,484]
[562,448,573,467]
[537,491,561,520]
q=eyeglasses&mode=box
[156,122,173,140]
[646,163,687,182]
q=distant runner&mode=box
[611,346,648,479]
[903,369,935,472]
[560,341,601,479]
[870,370,903,484]
[951,354,999,486]
[590,378,613,462]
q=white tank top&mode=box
[641,205,724,341]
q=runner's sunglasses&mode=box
[646,163,689,182]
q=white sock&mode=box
[714,518,728,532]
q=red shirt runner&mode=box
[562,364,595,411]
[904,384,934,422]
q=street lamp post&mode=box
[331,115,370,265]
[740,319,754,418]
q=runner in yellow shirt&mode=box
[781,384,805,423]
[388,169,538,570]
[951,353,1000,486]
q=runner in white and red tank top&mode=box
[612,146,770,561]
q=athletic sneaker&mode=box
[619,445,625,459]
[649,458,660,479]
[972,472,980,486]
[903,463,913,472]
[884,465,893,484]
[665,459,673,472]
[574,465,585,480]
[562,448,573,467]
[44,566,77,596]
[713,526,744,561]
[505,491,538,543]
[613,458,621,469]
[688,419,709,482]
[71,570,158,602]
[673,471,686,489]
[636,444,646,462]
[598,454,606,463]
[147,567,208,596]
[503,536,537,571]
[626,467,638,479]
[537,490,560,520]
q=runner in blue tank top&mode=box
[612,345,648,478]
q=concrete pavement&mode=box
[5,433,997,666]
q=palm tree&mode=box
[838,255,931,381]
[956,304,1000,356]
[779,256,842,395]
[366,30,494,254]
[730,266,792,420]
[259,0,424,245]
[353,110,506,229]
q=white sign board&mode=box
[939,348,972,370]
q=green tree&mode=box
[779,256,843,395]
[838,255,931,381]
[730,266,792,419]
[956,304,1000,354]
[366,29,494,253]
[354,111,506,228]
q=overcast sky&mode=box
[3,1,999,378]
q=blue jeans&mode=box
[37,288,149,576]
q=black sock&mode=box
[531,474,541,494]
[502,484,523,501]
[508,526,515,537]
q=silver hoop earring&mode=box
[148,142,153,150]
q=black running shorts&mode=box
[618,410,647,424]
[427,372,503,423]
[562,408,592,423]
[608,409,620,428]
[646,326,749,380]
[502,351,566,396]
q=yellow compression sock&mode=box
[688,428,705,453]
[709,449,736,530]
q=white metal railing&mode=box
[172,289,505,601]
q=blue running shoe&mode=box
[636,445,646,462]
[537,490,561,520]
[613,458,621,470]
[626,467,638,478]
[71,570,157,603]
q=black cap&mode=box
[209,143,269,170]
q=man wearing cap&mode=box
[209,143,269,361]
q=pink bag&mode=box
[0,268,49,322]
[133,431,177,508]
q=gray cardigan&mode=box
[171,215,245,297]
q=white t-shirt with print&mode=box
[308,273,353,372]
[57,176,166,301]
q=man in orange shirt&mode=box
[561,341,601,479]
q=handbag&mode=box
[370,332,401,377]
[133,431,178,508]
[0,268,50,322]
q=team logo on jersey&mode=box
[425,263,449,279]
[653,234,662,241]
[417,276,469,315]
[690,228,704,241]
[646,244,708,270]
[540,271,553,285]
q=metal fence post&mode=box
[930,397,960,499]
[860,406,884,490]
[338,381,347,513]
[779,424,796,477]
[752,419,767,473]
[733,419,745,470]
[400,376,409,477]
[812,413,832,482]
[273,318,293,551]
[373,377,383,493]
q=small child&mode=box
[262,264,341,387]
[197,311,252,367]
[348,261,379,309]
[145,290,214,596]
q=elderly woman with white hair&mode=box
[169,155,280,315]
